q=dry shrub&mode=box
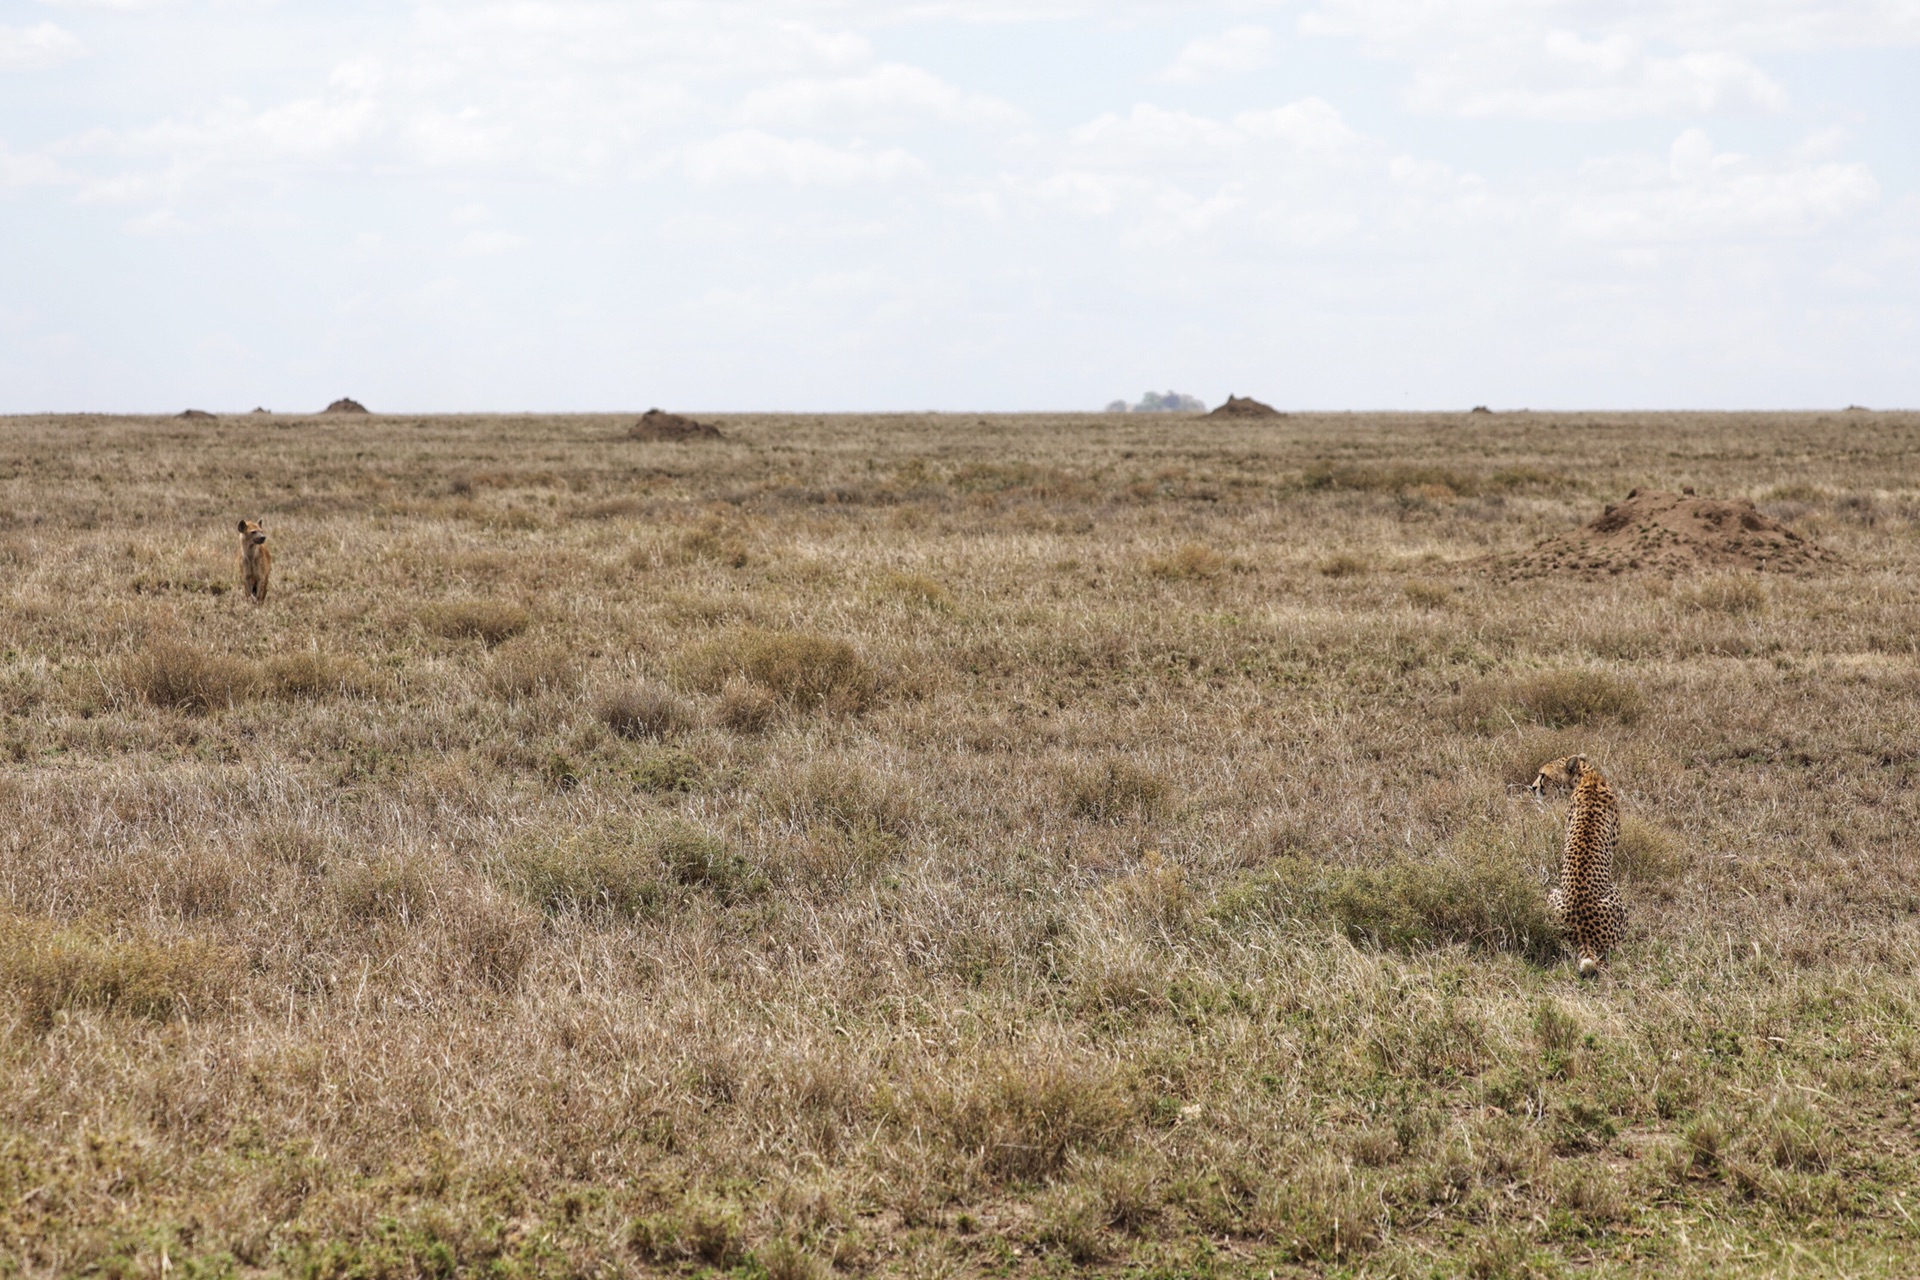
[1033,1185,1111,1263]
[631,746,704,793]
[328,855,442,925]
[1681,574,1768,614]
[677,514,751,568]
[483,641,579,701]
[1616,817,1687,888]
[717,678,777,733]
[1244,832,1559,959]
[629,1197,746,1267]
[1405,580,1455,609]
[1064,759,1171,823]
[256,824,331,876]
[878,571,953,611]
[1304,835,1560,963]
[498,817,756,917]
[1245,1157,1381,1262]
[1101,851,1193,928]
[599,681,692,739]
[1317,552,1370,578]
[1752,1094,1832,1172]
[500,826,664,920]
[0,913,237,1032]
[765,756,913,837]
[658,821,765,903]
[677,629,877,714]
[262,649,370,700]
[757,1238,829,1280]
[1458,670,1644,731]
[121,640,254,713]
[422,599,530,645]
[908,1055,1138,1184]
[444,889,540,992]
[1144,543,1226,581]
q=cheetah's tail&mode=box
[1577,955,1600,979]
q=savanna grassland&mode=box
[3,409,1920,1279]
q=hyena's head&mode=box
[238,518,267,547]
[1526,753,1587,798]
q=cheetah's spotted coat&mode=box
[1530,754,1627,977]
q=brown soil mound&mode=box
[176,409,216,420]
[1501,489,1835,579]
[1208,395,1282,419]
[629,409,724,441]
[323,398,369,415]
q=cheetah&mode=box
[238,519,272,603]
[1528,754,1626,977]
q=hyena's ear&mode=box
[238,519,251,532]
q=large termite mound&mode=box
[1208,395,1282,419]
[1499,489,1835,579]
[629,409,724,441]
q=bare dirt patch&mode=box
[1208,394,1282,418]
[1499,488,1835,579]
[630,408,724,441]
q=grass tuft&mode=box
[121,640,254,713]
[1064,759,1172,823]
[598,681,692,739]
[677,628,877,713]
[1,913,237,1032]
[1459,670,1645,731]
[421,599,531,645]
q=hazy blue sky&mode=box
[2,1,1915,411]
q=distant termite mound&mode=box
[323,398,370,415]
[1498,489,1835,579]
[1208,395,1282,419]
[176,409,216,420]
[629,409,724,441]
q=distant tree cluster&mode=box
[1105,390,1207,413]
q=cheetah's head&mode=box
[1526,753,1587,798]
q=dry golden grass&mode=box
[2,408,1920,1277]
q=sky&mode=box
[1,0,1916,413]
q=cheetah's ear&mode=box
[1569,754,1587,776]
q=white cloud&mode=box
[680,131,926,185]
[1233,97,1360,149]
[1562,130,1879,241]
[739,63,1019,128]
[0,22,81,69]
[1154,25,1277,84]
[1409,47,1788,120]
[455,228,525,255]
[0,143,74,188]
